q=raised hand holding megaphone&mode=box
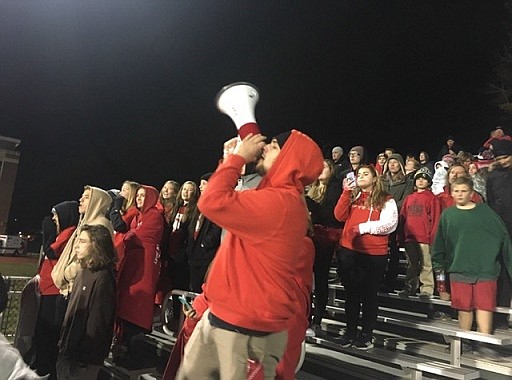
[215,82,261,139]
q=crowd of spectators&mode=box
[3,125,512,379]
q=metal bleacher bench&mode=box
[308,334,480,380]
[328,283,512,366]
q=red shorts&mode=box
[450,280,497,312]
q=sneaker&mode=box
[352,334,374,350]
[398,289,412,298]
[305,327,316,337]
[418,292,432,301]
[432,311,452,321]
[334,333,355,347]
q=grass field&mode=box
[0,256,39,277]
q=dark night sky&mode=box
[0,1,508,232]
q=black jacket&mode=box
[59,268,116,365]
[186,215,222,266]
[487,166,512,234]
[306,177,344,228]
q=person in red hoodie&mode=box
[176,130,323,380]
[397,168,442,300]
[334,164,398,350]
[116,185,164,369]
[34,201,79,379]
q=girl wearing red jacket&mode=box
[116,185,164,368]
[334,165,398,350]
[34,201,79,379]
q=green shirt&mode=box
[432,203,512,281]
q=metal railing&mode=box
[0,276,32,342]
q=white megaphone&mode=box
[215,82,261,139]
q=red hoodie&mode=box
[199,130,323,333]
[39,226,76,295]
[334,190,398,255]
[117,185,164,330]
[399,190,441,245]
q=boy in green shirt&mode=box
[432,177,512,334]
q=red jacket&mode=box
[399,190,441,245]
[117,186,164,330]
[199,130,323,333]
[437,185,483,210]
[39,226,76,295]
[113,206,138,274]
[334,190,398,255]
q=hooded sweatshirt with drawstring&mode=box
[334,190,398,255]
[198,129,323,333]
[51,186,113,296]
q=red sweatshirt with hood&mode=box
[199,129,323,333]
[334,190,398,255]
[118,185,164,330]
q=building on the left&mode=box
[0,135,21,234]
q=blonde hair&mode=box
[121,181,140,214]
[307,159,334,204]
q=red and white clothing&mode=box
[334,190,398,255]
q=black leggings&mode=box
[340,249,387,337]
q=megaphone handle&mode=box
[239,123,261,139]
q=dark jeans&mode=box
[340,248,388,337]
[312,225,341,325]
[34,294,67,380]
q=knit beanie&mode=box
[387,153,404,167]
[349,146,364,157]
[274,131,291,148]
[414,167,433,184]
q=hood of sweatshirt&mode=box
[257,129,323,192]
[53,201,79,231]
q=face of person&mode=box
[385,149,393,157]
[181,183,195,202]
[318,162,332,182]
[419,152,426,162]
[448,166,466,184]
[332,150,342,162]
[495,128,504,138]
[136,188,146,209]
[356,167,376,190]
[199,179,208,193]
[468,163,478,176]
[387,159,401,174]
[78,189,91,215]
[74,230,92,261]
[405,160,416,173]
[52,212,61,234]
[256,139,281,175]
[377,155,387,165]
[415,177,429,190]
[120,183,131,199]
[161,183,176,200]
[349,150,361,165]
[447,139,454,148]
[451,184,473,207]
[495,155,512,169]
